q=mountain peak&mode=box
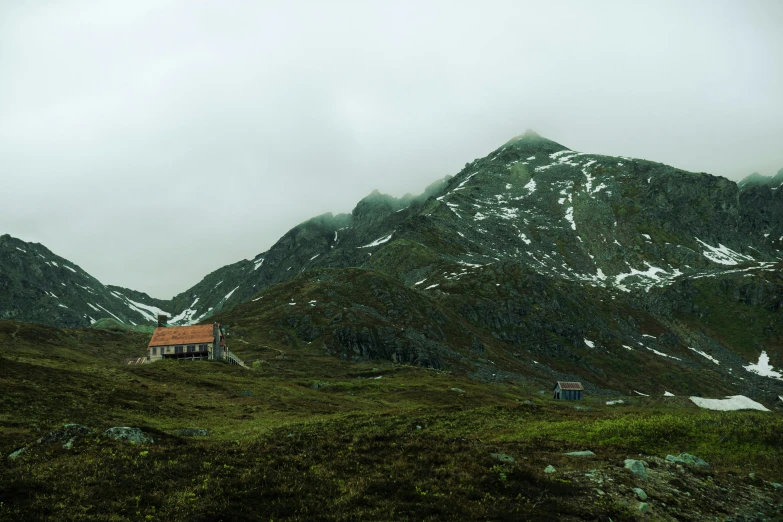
[738,169,783,190]
[502,129,569,155]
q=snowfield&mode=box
[743,351,782,380]
[689,395,769,412]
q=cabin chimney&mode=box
[157,314,168,327]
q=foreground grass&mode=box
[0,320,781,520]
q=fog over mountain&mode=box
[1,0,781,298]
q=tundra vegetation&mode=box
[1,321,781,521]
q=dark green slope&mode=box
[214,256,782,398]
[203,132,782,396]
[0,234,171,328]
[4,132,782,399]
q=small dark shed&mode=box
[553,381,584,400]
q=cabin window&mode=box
[187,345,195,352]
[152,347,157,355]
[199,344,207,350]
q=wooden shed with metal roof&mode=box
[553,381,584,400]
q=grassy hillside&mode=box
[1,320,781,521]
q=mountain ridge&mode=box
[2,132,782,398]
[3,132,781,328]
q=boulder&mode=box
[544,465,556,473]
[174,428,209,437]
[103,427,154,444]
[624,459,648,480]
[566,450,596,457]
[8,447,26,460]
[633,487,648,500]
[666,453,709,469]
[38,424,94,448]
[490,453,515,463]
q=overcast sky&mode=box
[1,1,782,299]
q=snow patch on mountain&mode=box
[690,395,769,412]
[744,351,782,380]
[689,347,720,365]
[359,233,394,248]
[695,238,754,265]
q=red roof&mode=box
[555,381,584,391]
[148,325,214,348]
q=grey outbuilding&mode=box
[553,381,584,400]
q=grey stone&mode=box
[544,465,556,473]
[450,387,465,393]
[639,502,650,514]
[566,450,596,457]
[174,428,209,437]
[490,453,515,463]
[665,453,709,468]
[770,482,783,490]
[8,447,26,460]
[624,459,648,480]
[633,487,648,500]
[103,427,154,444]
[38,424,94,447]
[239,390,253,396]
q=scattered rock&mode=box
[8,447,26,460]
[310,381,328,390]
[566,450,596,457]
[770,482,782,490]
[544,465,556,473]
[624,459,648,480]
[239,390,254,396]
[633,487,648,500]
[174,428,209,437]
[103,427,154,444]
[490,453,515,463]
[8,424,96,459]
[450,387,465,393]
[639,502,650,514]
[38,424,94,448]
[666,453,709,469]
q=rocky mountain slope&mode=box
[189,132,783,326]
[2,131,782,397]
[0,234,170,327]
[210,131,783,397]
